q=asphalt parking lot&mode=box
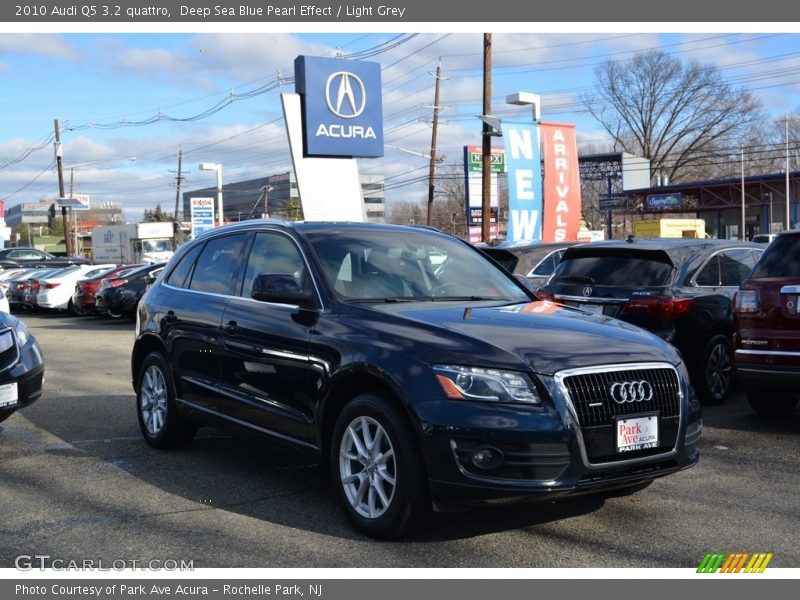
[1,312,798,569]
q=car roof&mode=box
[561,237,764,269]
[199,219,446,237]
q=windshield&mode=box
[305,229,530,303]
[141,239,173,253]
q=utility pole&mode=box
[54,118,73,256]
[426,58,443,227]
[173,146,184,222]
[173,146,184,247]
[481,33,493,243]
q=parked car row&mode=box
[0,262,166,320]
[485,234,799,414]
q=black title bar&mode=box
[4,1,800,22]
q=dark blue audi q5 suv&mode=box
[132,220,701,538]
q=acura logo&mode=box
[609,380,654,404]
[582,286,592,297]
[325,71,366,119]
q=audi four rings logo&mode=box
[325,71,366,118]
[609,381,654,403]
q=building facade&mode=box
[182,172,385,225]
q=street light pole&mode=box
[741,145,746,241]
[199,163,224,226]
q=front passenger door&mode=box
[219,231,321,448]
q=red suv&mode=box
[733,229,800,415]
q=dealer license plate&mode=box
[576,302,604,315]
[0,382,19,408]
[616,414,658,453]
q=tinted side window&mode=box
[751,236,800,278]
[241,232,308,298]
[531,251,558,276]
[188,233,249,296]
[719,249,759,286]
[166,243,204,288]
[695,256,720,286]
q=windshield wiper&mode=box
[556,275,595,284]
[348,297,425,303]
[431,296,512,302]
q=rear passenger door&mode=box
[164,232,250,414]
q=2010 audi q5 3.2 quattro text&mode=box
[131,220,701,539]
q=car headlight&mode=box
[14,319,29,346]
[433,365,541,404]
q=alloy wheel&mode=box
[338,416,397,519]
[705,340,733,400]
[140,364,168,436]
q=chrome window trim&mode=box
[553,362,684,469]
[690,247,763,288]
[526,249,562,278]
[162,227,326,312]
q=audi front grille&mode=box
[554,363,683,464]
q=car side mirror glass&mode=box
[251,273,313,307]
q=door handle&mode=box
[224,320,238,334]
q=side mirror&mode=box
[251,273,314,307]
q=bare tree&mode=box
[584,49,765,184]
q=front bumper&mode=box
[410,366,701,507]
[0,334,45,419]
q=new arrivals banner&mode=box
[540,122,582,242]
[502,121,542,242]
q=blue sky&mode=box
[2,30,800,221]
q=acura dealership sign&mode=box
[294,55,384,158]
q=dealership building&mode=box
[182,171,385,225]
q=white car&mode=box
[0,288,9,313]
[35,264,117,311]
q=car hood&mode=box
[366,300,681,376]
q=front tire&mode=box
[746,387,799,416]
[136,351,196,449]
[696,334,734,405]
[330,393,429,539]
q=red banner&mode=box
[540,123,582,242]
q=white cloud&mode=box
[0,34,79,60]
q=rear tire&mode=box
[68,299,91,317]
[696,334,734,405]
[136,351,196,449]
[330,392,430,539]
[746,387,799,416]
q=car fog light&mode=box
[472,447,503,470]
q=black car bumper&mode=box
[410,378,701,507]
[734,353,800,391]
[0,334,45,421]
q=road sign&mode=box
[599,196,628,211]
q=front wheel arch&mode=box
[329,391,430,539]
